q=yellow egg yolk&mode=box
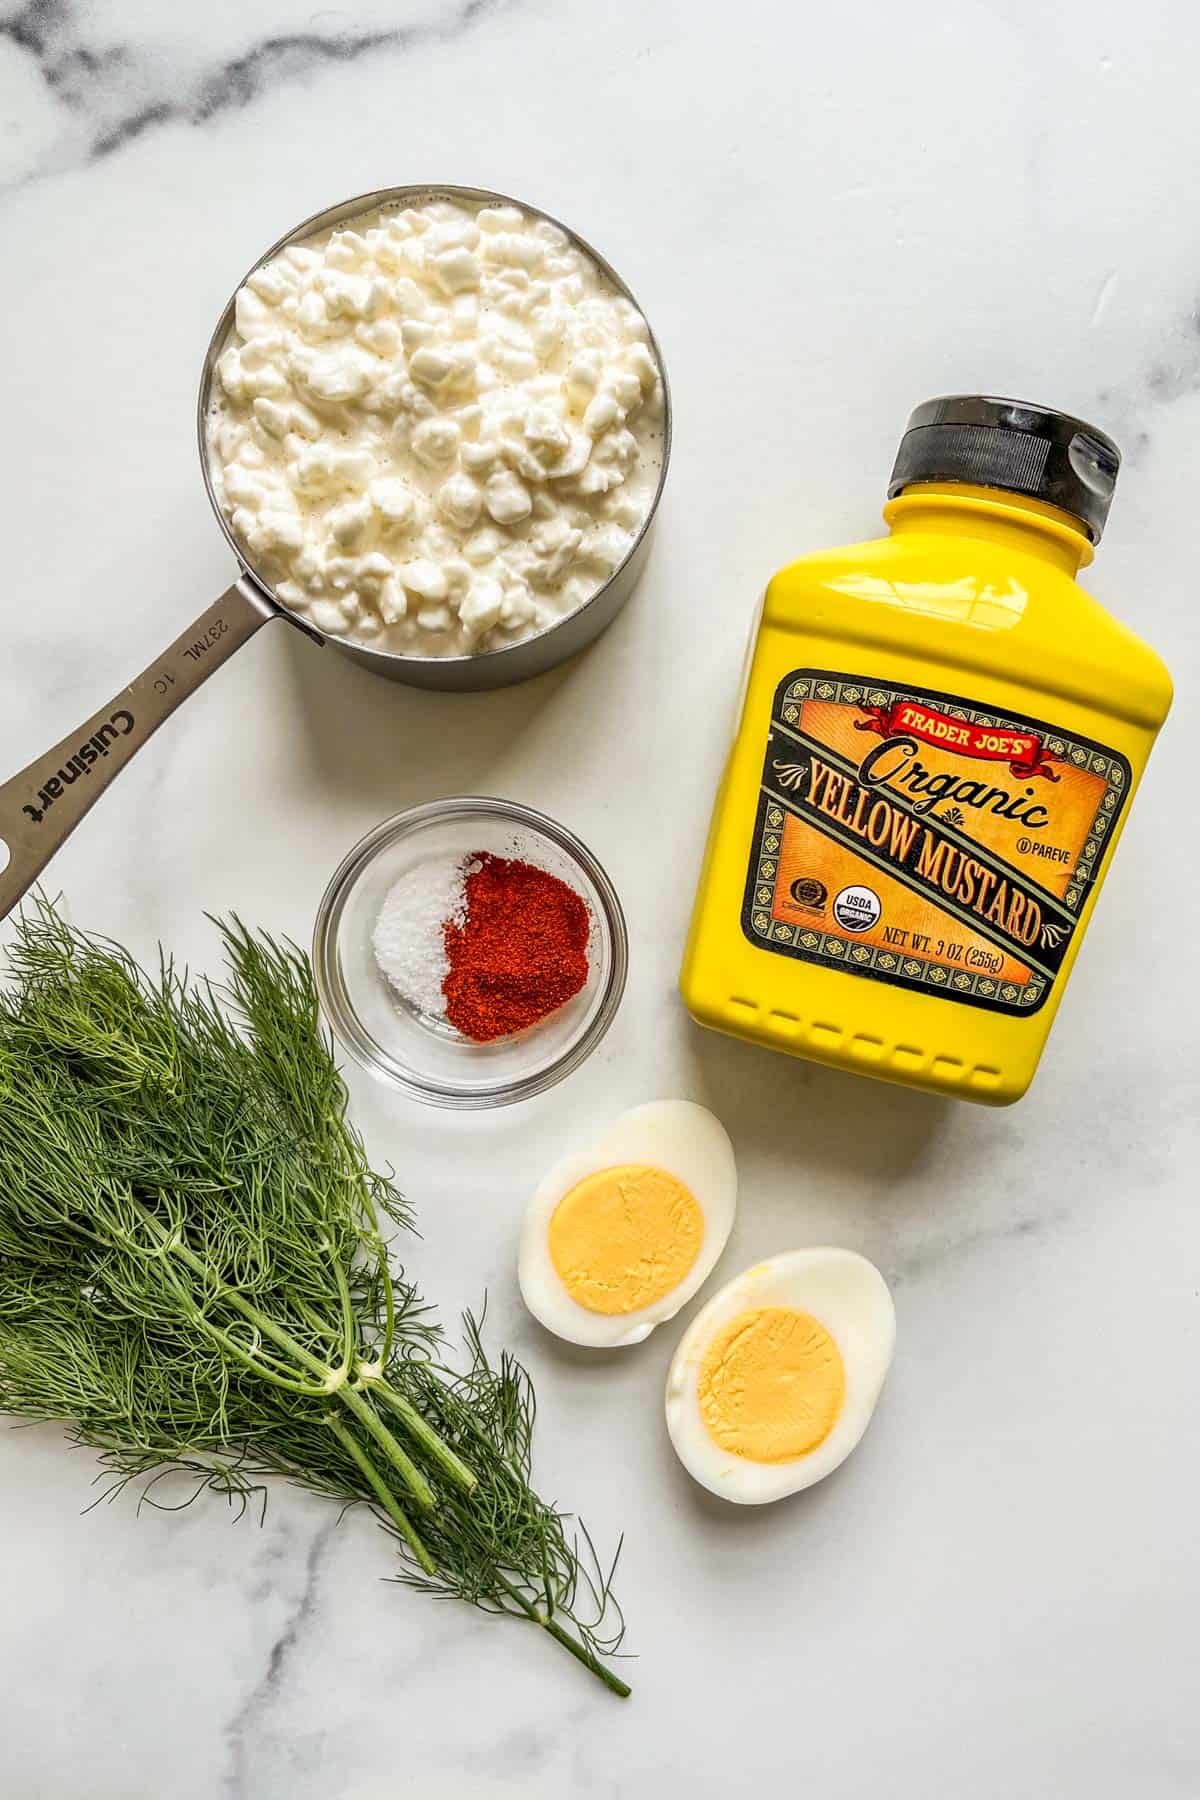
[547,1164,704,1316]
[698,1307,845,1463]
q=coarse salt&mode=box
[372,854,467,1018]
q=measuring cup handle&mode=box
[0,577,278,923]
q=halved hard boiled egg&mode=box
[518,1101,737,1348]
[665,1248,895,1503]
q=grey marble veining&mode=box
[1,0,519,181]
[1,1,1198,1795]
[222,1517,338,1800]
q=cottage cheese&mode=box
[207,197,665,657]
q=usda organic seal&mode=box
[833,885,881,933]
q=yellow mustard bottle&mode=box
[681,396,1173,1104]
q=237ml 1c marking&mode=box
[183,618,229,661]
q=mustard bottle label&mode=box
[742,670,1131,1014]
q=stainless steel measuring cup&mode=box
[0,184,671,923]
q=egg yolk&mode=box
[698,1307,845,1463]
[547,1164,704,1315]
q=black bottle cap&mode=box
[888,396,1120,543]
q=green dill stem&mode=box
[151,1230,331,1380]
[375,1237,397,1369]
[139,1215,437,1514]
[140,1240,327,1398]
[333,1115,398,1369]
[337,1383,435,1514]
[493,1571,632,1699]
[288,1307,477,1500]
[328,1418,436,1576]
[292,1297,346,1350]
[364,1376,478,1495]
[326,1240,358,1385]
[172,1289,330,1398]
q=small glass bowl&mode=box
[313,798,628,1108]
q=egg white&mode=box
[518,1101,737,1348]
[665,1248,895,1503]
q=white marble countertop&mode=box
[2,3,1198,1795]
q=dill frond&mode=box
[0,896,628,1697]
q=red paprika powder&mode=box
[443,853,591,1042]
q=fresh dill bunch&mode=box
[0,898,628,1697]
